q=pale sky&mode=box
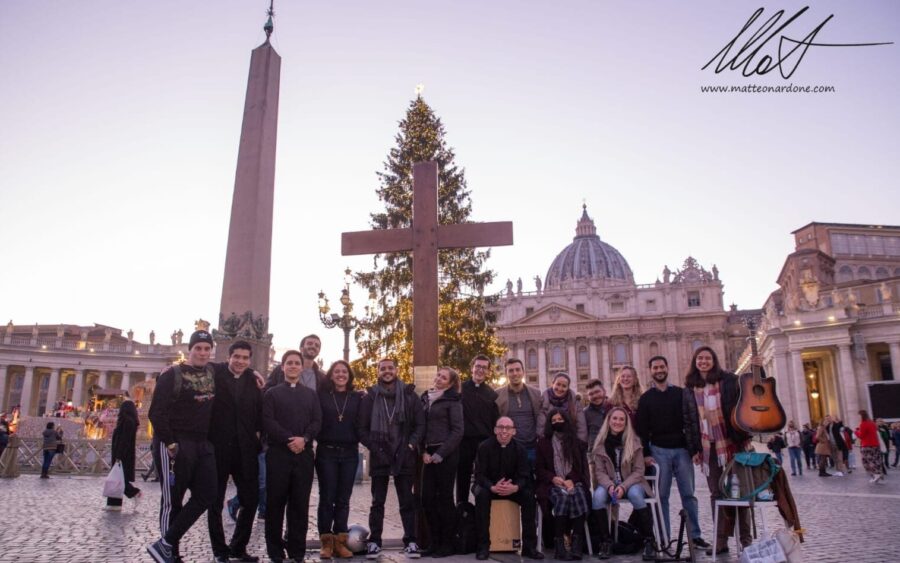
[2,1,898,362]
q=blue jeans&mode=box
[788,447,803,475]
[649,445,701,540]
[315,445,359,534]
[592,483,646,509]
[41,450,56,475]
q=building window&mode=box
[609,301,625,313]
[528,375,538,384]
[645,299,657,312]
[575,304,585,313]
[525,307,534,316]
[885,236,900,257]
[578,346,589,366]
[868,236,885,255]
[649,341,659,356]
[837,266,854,283]
[849,235,867,255]
[614,343,627,363]
[830,233,849,254]
[858,266,872,280]
[875,267,889,279]
[692,339,704,351]
[550,345,564,368]
[687,291,701,307]
[527,348,538,370]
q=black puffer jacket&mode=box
[683,372,749,456]
[421,387,464,460]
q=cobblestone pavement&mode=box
[1,464,899,563]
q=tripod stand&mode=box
[649,508,696,562]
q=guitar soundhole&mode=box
[751,406,770,412]
[752,384,765,397]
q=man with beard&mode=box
[457,354,500,504]
[265,334,326,391]
[495,358,542,468]
[207,341,263,563]
[358,358,426,559]
[147,330,218,563]
[634,356,709,550]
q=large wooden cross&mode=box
[342,161,513,390]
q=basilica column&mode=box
[888,341,900,383]
[0,365,7,411]
[600,338,611,389]
[631,337,641,372]
[837,344,860,420]
[121,371,132,393]
[567,340,577,376]
[787,351,809,424]
[72,370,85,408]
[666,335,680,385]
[45,369,61,415]
[537,342,548,391]
[588,338,599,380]
[20,367,35,416]
[98,370,109,390]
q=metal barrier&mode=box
[0,436,154,476]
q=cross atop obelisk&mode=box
[342,161,513,390]
[213,3,281,372]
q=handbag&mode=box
[56,442,66,454]
[103,460,126,498]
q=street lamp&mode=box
[317,267,377,362]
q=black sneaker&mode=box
[147,539,175,563]
[521,546,545,560]
[706,545,729,556]
[476,549,490,560]
[691,537,710,549]
[229,550,260,562]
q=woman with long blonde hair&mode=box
[590,407,653,559]
[609,366,644,423]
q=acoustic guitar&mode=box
[731,317,787,434]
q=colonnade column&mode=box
[788,351,809,424]
[45,369,60,415]
[98,370,108,390]
[888,341,900,382]
[121,371,132,392]
[72,370,85,408]
[0,365,7,411]
[20,367,35,416]
[837,344,860,421]
[537,342,547,391]
[600,338,611,390]
[566,340,577,376]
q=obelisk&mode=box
[213,4,280,373]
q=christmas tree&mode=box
[352,95,505,386]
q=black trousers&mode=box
[158,438,217,547]
[265,446,314,560]
[456,436,487,504]
[422,448,460,549]
[474,485,538,551]
[208,443,259,556]
[369,474,417,546]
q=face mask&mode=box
[552,421,568,433]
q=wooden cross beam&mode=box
[342,161,513,389]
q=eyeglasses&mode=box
[495,425,515,431]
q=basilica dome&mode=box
[545,206,634,289]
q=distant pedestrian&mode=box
[785,421,803,476]
[876,419,891,473]
[800,423,815,469]
[107,400,142,510]
[40,422,60,478]
[0,414,10,459]
[856,410,885,484]
[891,422,900,468]
[767,433,786,465]
[815,419,833,477]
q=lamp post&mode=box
[317,267,376,362]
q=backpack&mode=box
[719,452,780,501]
[172,364,216,400]
[611,521,642,555]
[452,501,478,554]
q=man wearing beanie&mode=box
[147,330,218,563]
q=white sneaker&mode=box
[870,475,879,483]
[105,505,122,511]
[834,471,844,477]
[366,542,381,560]
[403,542,422,558]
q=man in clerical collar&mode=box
[457,354,500,504]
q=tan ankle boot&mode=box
[320,533,334,559]
[334,532,354,558]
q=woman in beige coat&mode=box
[590,407,654,559]
[815,417,833,477]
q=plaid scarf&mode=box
[693,382,734,476]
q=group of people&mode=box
[136,329,769,563]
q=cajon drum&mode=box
[489,499,521,552]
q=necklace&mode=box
[332,391,350,422]
[382,396,398,425]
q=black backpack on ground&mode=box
[452,501,478,554]
[611,521,642,555]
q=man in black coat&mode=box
[207,340,263,563]
[358,358,426,559]
[457,354,500,504]
[472,416,544,561]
